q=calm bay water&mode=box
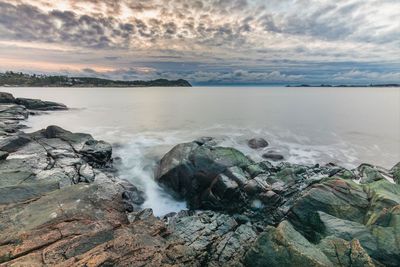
[5,86,400,215]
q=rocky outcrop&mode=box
[15,97,67,111]
[2,91,400,266]
[156,139,400,266]
[0,93,258,267]
[0,92,67,111]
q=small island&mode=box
[0,71,192,87]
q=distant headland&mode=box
[0,71,192,87]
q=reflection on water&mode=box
[4,86,400,215]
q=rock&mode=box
[80,139,112,166]
[0,95,206,266]
[155,141,253,209]
[224,165,250,186]
[244,220,334,267]
[0,134,31,152]
[170,211,258,266]
[0,150,9,160]
[315,211,378,256]
[357,164,386,184]
[0,104,29,121]
[213,173,239,197]
[122,186,146,212]
[0,181,192,267]
[248,138,269,149]
[15,97,67,111]
[0,180,60,206]
[78,163,95,183]
[363,179,400,226]
[262,152,284,161]
[0,92,16,103]
[245,161,272,177]
[318,237,375,267]
[288,178,369,242]
[391,162,400,184]
[368,205,400,266]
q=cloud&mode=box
[333,69,400,83]
[0,0,399,84]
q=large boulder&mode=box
[262,152,284,161]
[15,97,67,111]
[248,138,269,149]
[155,141,254,210]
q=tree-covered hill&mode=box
[0,71,192,87]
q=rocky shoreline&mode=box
[0,92,399,266]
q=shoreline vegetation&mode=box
[0,71,192,87]
[0,91,399,266]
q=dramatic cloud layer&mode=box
[0,0,399,84]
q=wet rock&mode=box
[224,165,250,186]
[211,173,239,200]
[245,220,334,267]
[368,205,400,266]
[0,92,16,103]
[80,139,112,166]
[32,125,92,149]
[15,97,67,111]
[245,161,272,177]
[262,152,284,161]
[363,179,400,226]
[391,162,400,184]
[170,211,258,266]
[0,104,29,122]
[318,237,375,267]
[315,211,378,256]
[288,178,369,242]
[248,138,269,149]
[0,134,31,152]
[357,164,386,184]
[122,186,146,212]
[0,150,9,160]
[78,163,95,183]
[155,141,253,209]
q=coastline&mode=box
[0,92,399,266]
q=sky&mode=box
[0,0,399,85]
